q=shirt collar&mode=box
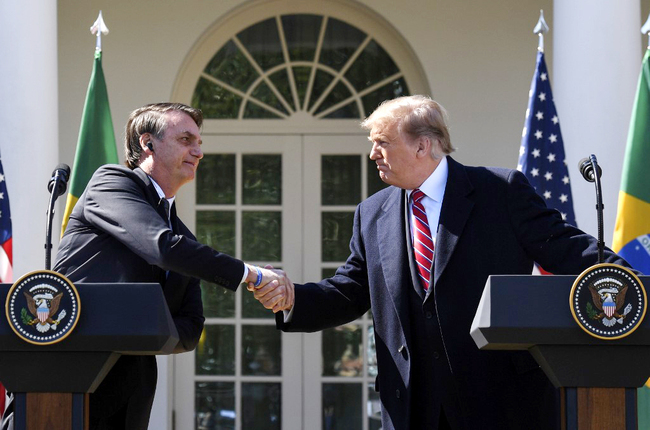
[149,176,176,215]
[408,156,448,202]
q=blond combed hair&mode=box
[361,95,454,159]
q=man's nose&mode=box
[369,142,380,160]
[193,144,204,159]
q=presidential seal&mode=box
[569,263,646,340]
[5,270,80,345]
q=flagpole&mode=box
[90,10,109,52]
[62,11,118,236]
[533,10,549,53]
[518,9,578,269]
[642,12,650,50]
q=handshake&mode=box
[244,264,295,313]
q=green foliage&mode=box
[586,302,599,319]
[21,308,33,324]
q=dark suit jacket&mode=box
[54,164,244,429]
[278,157,629,430]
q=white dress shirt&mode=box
[150,177,175,225]
[407,156,449,247]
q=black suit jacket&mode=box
[278,157,630,430]
[54,164,245,428]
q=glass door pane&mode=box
[174,135,303,430]
[302,135,387,430]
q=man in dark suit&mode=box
[254,95,630,429]
[54,103,291,430]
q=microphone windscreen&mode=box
[578,158,592,181]
[53,164,71,181]
[577,157,601,182]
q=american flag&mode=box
[0,153,9,419]
[517,51,576,227]
[0,153,12,283]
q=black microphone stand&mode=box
[45,169,69,270]
[588,154,605,263]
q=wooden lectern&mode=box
[471,275,650,430]
[0,283,179,430]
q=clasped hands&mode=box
[245,264,294,313]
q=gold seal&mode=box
[5,270,81,345]
[569,263,646,340]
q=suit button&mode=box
[425,311,433,319]
[433,351,440,360]
[398,345,408,359]
[396,389,401,399]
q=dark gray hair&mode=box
[124,103,203,169]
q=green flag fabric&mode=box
[61,49,118,235]
[611,48,650,426]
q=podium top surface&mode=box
[0,282,179,354]
[471,275,650,350]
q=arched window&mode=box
[192,14,409,120]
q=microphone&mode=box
[47,164,71,197]
[578,157,602,183]
[44,163,71,270]
[578,154,604,263]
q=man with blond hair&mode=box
[256,95,629,429]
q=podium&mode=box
[471,275,650,430]
[0,282,179,430]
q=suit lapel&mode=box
[169,200,179,232]
[377,188,413,335]
[433,157,474,288]
[162,201,191,312]
[133,167,167,220]
[134,168,189,307]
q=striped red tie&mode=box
[412,189,434,290]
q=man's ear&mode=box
[139,134,153,153]
[416,136,432,158]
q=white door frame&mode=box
[174,134,304,430]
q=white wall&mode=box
[554,0,642,241]
[57,0,244,167]
[362,0,553,168]
[0,0,59,277]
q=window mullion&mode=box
[276,15,301,112]
[303,16,329,111]
[233,36,295,115]
[308,35,371,115]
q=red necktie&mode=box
[412,189,434,290]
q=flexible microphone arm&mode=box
[45,164,71,270]
[578,154,604,263]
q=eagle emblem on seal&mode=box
[6,271,80,345]
[22,287,68,333]
[587,277,632,327]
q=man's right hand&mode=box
[245,264,294,313]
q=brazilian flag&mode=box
[61,48,118,235]
[612,48,650,426]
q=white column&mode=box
[150,356,172,430]
[554,0,641,243]
[0,0,59,277]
